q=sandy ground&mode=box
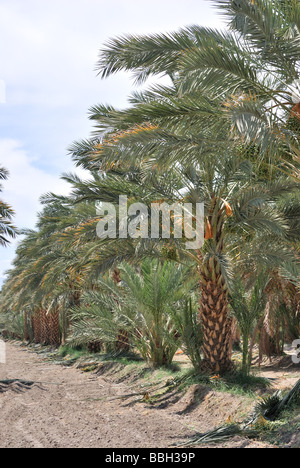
[0,342,294,449]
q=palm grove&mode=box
[1,0,300,375]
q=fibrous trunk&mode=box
[199,198,233,374]
[31,309,61,347]
[199,273,233,374]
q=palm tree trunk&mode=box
[242,330,250,375]
[199,198,233,375]
[199,273,233,374]
[33,310,42,344]
[49,309,61,347]
[61,307,67,346]
[40,309,49,345]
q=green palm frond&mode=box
[97,28,198,82]
[0,168,18,246]
[254,379,300,421]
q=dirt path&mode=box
[0,342,190,448]
[0,342,274,448]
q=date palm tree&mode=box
[231,272,269,374]
[63,148,298,373]
[2,0,300,375]
[65,0,300,371]
[69,0,299,374]
[1,155,298,372]
[0,194,89,345]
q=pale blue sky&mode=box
[0,0,225,283]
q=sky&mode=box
[0,0,225,284]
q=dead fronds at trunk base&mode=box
[177,379,300,447]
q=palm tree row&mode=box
[0,0,300,374]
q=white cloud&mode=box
[0,139,89,283]
[0,0,225,171]
[0,138,82,283]
[0,139,70,229]
[0,0,224,108]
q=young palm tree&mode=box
[69,259,196,367]
[231,273,269,374]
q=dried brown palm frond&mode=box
[178,378,300,447]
